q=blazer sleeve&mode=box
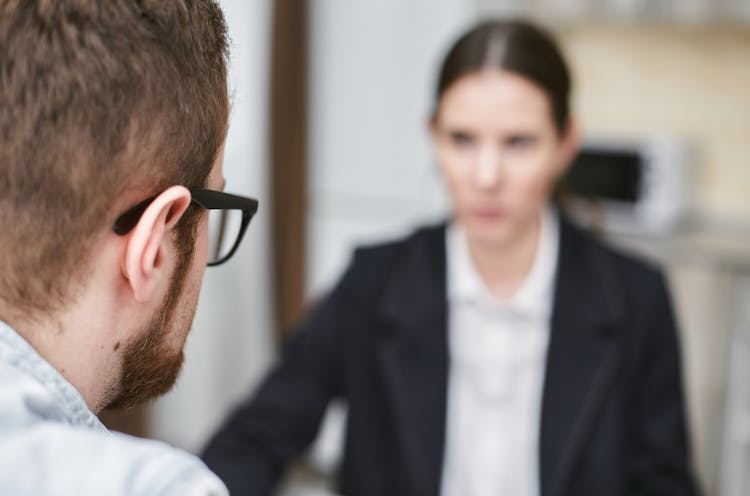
[626,272,699,495]
[201,258,361,496]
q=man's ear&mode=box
[121,186,192,302]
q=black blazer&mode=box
[202,218,698,496]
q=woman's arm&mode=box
[626,273,699,495]
[201,262,358,495]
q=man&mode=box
[0,1,258,494]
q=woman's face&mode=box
[431,69,576,248]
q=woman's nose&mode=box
[474,146,504,189]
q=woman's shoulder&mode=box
[351,222,447,265]
[560,216,667,292]
[333,222,447,294]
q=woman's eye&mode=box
[507,135,536,148]
[449,131,474,146]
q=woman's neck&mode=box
[464,216,542,301]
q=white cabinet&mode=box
[477,0,750,24]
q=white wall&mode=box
[148,0,275,453]
[307,0,479,298]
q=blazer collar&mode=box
[539,217,626,496]
[379,224,447,333]
[376,223,449,496]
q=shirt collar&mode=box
[0,320,105,430]
[446,205,560,318]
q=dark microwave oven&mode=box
[560,138,694,234]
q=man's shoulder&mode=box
[0,417,227,495]
[0,357,226,496]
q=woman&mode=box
[203,19,697,496]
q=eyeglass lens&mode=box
[207,209,244,264]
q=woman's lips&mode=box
[470,207,506,220]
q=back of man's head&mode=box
[0,0,229,318]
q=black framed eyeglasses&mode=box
[113,188,259,266]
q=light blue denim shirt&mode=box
[0,320,228,496]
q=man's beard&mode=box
[105,234,198,410]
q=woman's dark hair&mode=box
[435,19,571,135]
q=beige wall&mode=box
[560,24,750,222]
[556,25,750,494]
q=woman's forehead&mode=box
[436,70,554,128]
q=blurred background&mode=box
[102,1,750,495]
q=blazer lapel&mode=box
[376,225,449,496]
[539,220,625,496]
